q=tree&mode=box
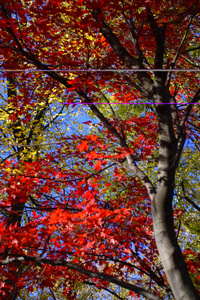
[0,0,200,299]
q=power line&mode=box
[0,68,199,106]
[0,68,200,72]
[0,141,64,148]
[68,102,199,105]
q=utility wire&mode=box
[68,102,200,105]
[0,141,64,147]
[0,69,200,72]
[0,69,199,104]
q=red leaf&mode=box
[77,140,89,151]
[94,161,102,171]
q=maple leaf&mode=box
[93,160,102,171]
[77,140,89,151]
[0,1,199,299]
[88,134,98,141]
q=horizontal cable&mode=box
[0,141,64,147]
[0,68,200,72]
[67,102,199,105]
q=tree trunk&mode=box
[152,89,200,300]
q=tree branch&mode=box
[146,9,166,83]
[0,254,164,300]
[92,10,154,92]
[180,181,200,212]
[175,88,200,167]
[84,280,126,300]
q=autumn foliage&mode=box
[0,1,200,299]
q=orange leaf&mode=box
[77,140,89,151]
[94,161,102,171]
